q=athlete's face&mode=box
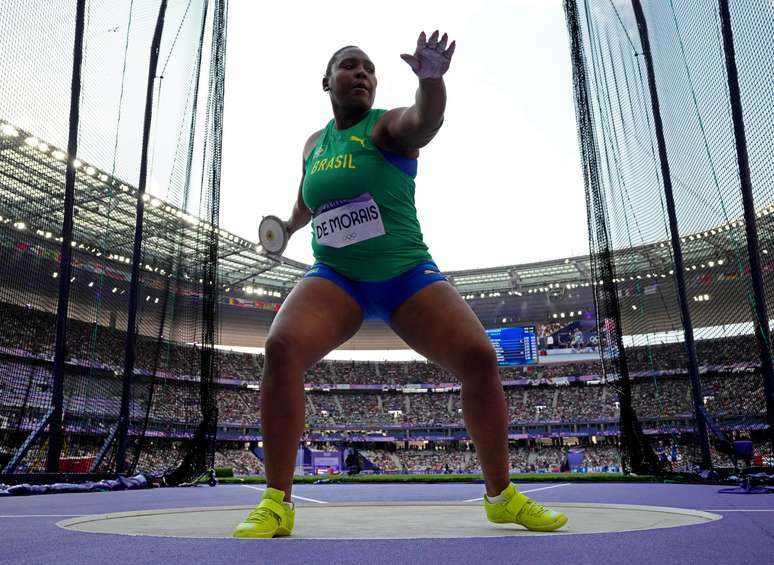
[323,48,377,110]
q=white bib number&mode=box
[313,193,385,248]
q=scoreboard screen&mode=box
[486,326,538,366]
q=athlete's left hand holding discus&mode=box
[233,30,568,540]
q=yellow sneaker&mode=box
[233,487,295,539]
[484,483,568,532]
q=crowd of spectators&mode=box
[214,448,264,475]
[357,445,622,474]
[1,364,766,432]
[0,304,769,477]
[1,303,768,388]
[300,373,765,428]
[4,437,266,476]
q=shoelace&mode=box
[245,507,280,525]
[521,500,550,517]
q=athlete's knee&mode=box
[264,333,303,376]
[453,341,499,379]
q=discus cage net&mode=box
[564,0,774,475]
[0,0,226,484]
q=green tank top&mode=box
[302,108,432,281]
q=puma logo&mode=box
[350,135,366,148]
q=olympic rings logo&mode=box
[342,232,358,241]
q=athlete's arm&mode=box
[285,130,322,236]
[373,30,456,154]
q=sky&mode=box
[220,0,589,272]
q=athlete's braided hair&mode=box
[325,45,359,78]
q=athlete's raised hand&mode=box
[400,30,456,80]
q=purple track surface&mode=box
[2,482,773,564]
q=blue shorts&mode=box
[303,260,448,322]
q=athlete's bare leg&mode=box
[261,277,363,502]
[390,281,510,497]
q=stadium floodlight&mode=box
[24,136,38,146]
[52,150,66,160]
[99,174,108,182]
[142,193,150,202]
[151,198,161,207]
[72,159,82,169]
[1,123,19,136]
[37,142,49,152]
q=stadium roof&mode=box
[0,120,307,296]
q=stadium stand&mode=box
[0,302,768,476]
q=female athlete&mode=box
[234,30,567,538]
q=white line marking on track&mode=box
[0,514,81,518]
[241,484,327,504]
[463,482,573,503]
[704,509,774,512]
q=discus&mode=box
[258,215,289,255]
